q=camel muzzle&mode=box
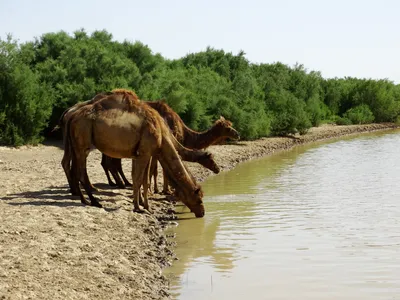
[192,204,205,218]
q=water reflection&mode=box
[166,129,400,300]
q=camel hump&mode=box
[111,88,140,103]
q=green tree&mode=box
[343,104,375,124]
[0,35,53,145]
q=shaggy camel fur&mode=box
[103,100,240,193]
[65,90,206,217]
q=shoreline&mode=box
[0,123,399,299]
[189,123,400,183]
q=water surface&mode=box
[165,130,400,300]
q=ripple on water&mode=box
[166,130,400,300]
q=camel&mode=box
[58,91,220,195]
[103,100,240,193]
[146,100,240,150]
[66,90,206,217]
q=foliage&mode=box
[343,104,375,124]
[1,29,400,146]
[334,116,352,125]
[266,89,311,136]
[0,35,53,145]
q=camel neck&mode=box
[183,125,218,150]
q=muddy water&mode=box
[165,130,400,300]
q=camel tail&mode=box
[50,107,70,133]
[64,115,72,153]
[51,125,61,132]
[55,106,72,132]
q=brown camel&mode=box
[66,90,205,217]
[146,100,240,150]
[103,100,240,193]
[58,91,220,194]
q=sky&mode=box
[1,0,400,83]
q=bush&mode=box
[1,30,400,145]
[0,37,53,145]
[343,104,374,124]
[266,90,312,136]
[334,116,352,125]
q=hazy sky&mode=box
[1,0,399,82]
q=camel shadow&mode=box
[93,183,132,192]
[41,138,64,149]
[7,200,84,207]
[1,187,73,201]
[2,187,83,207]
[1,185,127,208]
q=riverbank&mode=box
[0,123,399,299]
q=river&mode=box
[165,130,400,300]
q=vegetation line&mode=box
[1,30,400,146]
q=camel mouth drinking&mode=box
[192,205,205,218]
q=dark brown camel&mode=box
[66,90,205,217]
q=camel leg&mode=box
[68,115,101,207]
[162,168,172,195]
[150,158,159,194]
[142,157,151,211]
[101,154,117,186]
[62,119,97,194]
[74,152,101,207]
[70,160,98,194]
[70,152,91,206]
[111,158,128,188]
[61,124,76,195]
[102,155,126,188]
[79,156,102,208]
[132,155,152,213]
[61,144,80,196]
[115,158,131,186]
[71,146,101,208]
[72,160,97,194]
[84,169,99,192]
[109,164,126,189]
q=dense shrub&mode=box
[0,36,53,145]
[1,29,400,146]
[334,116,353,126]
[343,104,375,124]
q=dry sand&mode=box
[0,123,399,299]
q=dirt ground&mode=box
[0,123,398,299]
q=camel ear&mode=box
[195,188,201,195]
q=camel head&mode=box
[215,116,240,141]
[164,166,206,218]
[175,185,205,218]
[198,152,220,174]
